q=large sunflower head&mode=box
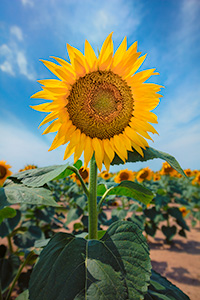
[0,160,12,186]
[31,33,162,171]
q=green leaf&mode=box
[97,183,107,196]
[0,210,21,238]
[144,269,190,299]
[9,160,82,188]
[0,182,59,209]
[16,290,30,300]
[161,225,177,241]
[0,254,20,292]
[111,147,186,177]
[101,181,154,205]
[0,207,17,224]
[29,220,151,300]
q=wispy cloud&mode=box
[0,26,36,80]
[0,113,72,173]
[20,0,34,7]
[10,26,23,41]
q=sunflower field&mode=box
[0,34,198,299]
[0,159,199,299]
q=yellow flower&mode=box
[153,172,161,181]
[0,161,12,186]
[70,166,89,185]
[160,162,176,176]
[19,164,38,172]
[114,169,135,183]
[99,170,112,180]
[179,206,190,218]
[31,33,162,171]
[192,172,200,185]
[184,168,192,177]
[136,167,152,182]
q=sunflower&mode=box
[159,162,176,176]
[99,170,112,180]
[136,167,152,182]
[70,166,89,185]
[0,160,12,186]
[114,169,135,183]
[179,206,190,218]
[19,164,38,172]
[153,172,161,181]
[31,33,162,171]
[184,168,192,177]
[192,172,200,185]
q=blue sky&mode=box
[0,0,200,173]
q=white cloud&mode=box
[0,61,15,76]
[0,27,36,80]
[21,0,34,6]
[16,51,35,80]
[10,26,23,41]
[0,116,73,173]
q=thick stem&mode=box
[88,155,98,239]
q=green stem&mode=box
[97,187,113,211]
[5,251,35,300]
[88,155,98,239]
[7,235,13,254]
[67,166,89,197]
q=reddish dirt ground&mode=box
[148,225,200,300]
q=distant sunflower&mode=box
[31,33,162,171]
[184,168,192,177]
[153,172,161,181]
[136,167,152,182]
[70,166,89,185]
[192,172,200,185]
[114,169,134,183]
[160,162,176,176]
[99,170,112,180]
[179,206,190,218]
[0,161,12,186]
[19,164,38,172]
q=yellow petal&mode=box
[42,119,61,134]
[113,135,127,161]
[30,103,53,112]
[92,138,104,171]
[84,136,94,168]
[102,139,115,163]
[85,39,97,71]
[63,142,76,160]
[112,36,127,68]
[103,152,111,172]
[74,133,86,162]
[39,111,59,127]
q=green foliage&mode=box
[145,270,190,299]
[29,221,151,300]
[111,147,186,177]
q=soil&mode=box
[148,225,200,300]
[2,209,200,300]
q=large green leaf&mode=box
[16,290,30,300]
[144,269,190,299]
[99,181,155,205]
[9,160,82,188]
[29,220,151,300]
[111,147,186,177]
[0,181,59,209]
